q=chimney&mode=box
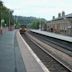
[52,16,55,20]
[58,13,61,18]
[62,11,65,17]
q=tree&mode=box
[29,18,47,29]
[30,19,39,29]
[0,1,14,27]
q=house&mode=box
[42,11,72,36]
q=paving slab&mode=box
[0,30,26,72]
[31,29,72,42]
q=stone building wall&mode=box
[40,12,72,36]
[44,18,72,36]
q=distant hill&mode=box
[14,16,37,25]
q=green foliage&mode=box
[14,16,37,25]
[14,16,47,29]
[30,18,47,29]
[0,1,3,6]
[0,1,14,26]
[15,22,20,29]
[30,19,39,29]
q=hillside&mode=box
[14,16,37,25]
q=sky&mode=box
[1,0,72,20]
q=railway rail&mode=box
[29,31,72,56]
[21,31,72,72]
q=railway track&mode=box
[29,31,72,56]
[21,31,72,72]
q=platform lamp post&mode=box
[8,11,10,30]
[39,19,42,30]
[14,24,16,29]
[8,10,13,30]
[5,24,6,27]
[14,16,16,29]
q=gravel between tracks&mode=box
[28,31,72,56]
[21,33,70,72]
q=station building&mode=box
[41,11,72,36]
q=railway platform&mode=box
[0,30,26,72]
[0,29,49,72]
[31,29,72,42]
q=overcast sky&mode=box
[1,0,72,20]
